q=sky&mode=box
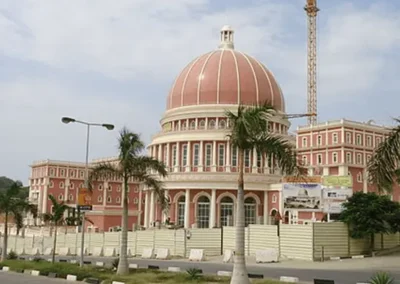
[1,0,400,183]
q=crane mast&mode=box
[305,0,319,125]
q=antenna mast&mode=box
[305,0,319,125]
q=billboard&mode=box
[322,175,353,188]
[283,176,321,183]
[77,188,92,211]
[323,188,353,200]
[283,183,322,211]
[323,201,345,214]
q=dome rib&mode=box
[197,51,217,104]
[216,49,225,104]
[240,51,260,102]
[180,55,203,107]
[251,55,275,106]
[230,49,241,104]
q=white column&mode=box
[103,182,107,206]
[149,191,155,227]
[186,141,191,172]
[162,190,169,222]
[252,148,257,173]
[212,141,217,172]
[263,191,269,225]
[198,141,204,172]
[138,186,143,227]
[209,189,217,228]
[64,179,69,202]
[158,144,162,161]
[166,143,170,168]
[144,191,149,228]
[175,142,180,172]
[226,142,231,172]
[184,189,190,228]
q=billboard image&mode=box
[283,183,322,211]
[323,188,353,200]
[322,175,353,188]
[78,187,92,211]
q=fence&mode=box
[2,222,400,261]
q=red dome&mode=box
[167,26,285,112]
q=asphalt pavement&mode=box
[0,271,69,283]
[20,254,400,284]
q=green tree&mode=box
[0,182,34,261]
[41,195,69,263]
[225,103,301,284]
[339,192,400,252]
[368,119,400,193]
[89,127,167,275]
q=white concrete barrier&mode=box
[352,255,364,259]
[330,256,341,261]
[104,248,116,257]
[129,263,138,269]
[31,248,40,255]
[223,249,234,263]
[2,266,10,271]
[280,276,299,283]
[217,271,232,277]
[127,248,133,257]
[77,248,88,256]
[255,249,279,263]
[66,274,77,281]
[167,267,181,272]
[141,248,155,259]
[189,249,205,261]
[95,261,104,267]
[31,270,40,276]
[92,247,103,257]
[156,248,170,260]
[44,247,53,255]
[112,282,125,284]
[59,247,71,256]
[70,259,77,264]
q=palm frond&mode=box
[368,119,400,193]
[119,128,145,163]
[88,163,121,191]
[143,177,168,211]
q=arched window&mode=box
[70,182,74,189]
[98,184,103,191]
[220,196,234,227]
[68,194,73,201]
[60,182,64,189]
[107,196,112,203]
[190,121,196,130]
[218,120,226,129]
[198,120,206,130]
[197,196,210,228]
[116,197,121,204]
[208,120,216,129]
[98,196,103,203]
[58,194,63,201]
[244,197,256,226]
[181,121,187,130]
[177,195,185,226]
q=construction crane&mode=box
[284,113,316,119]
[305,0,319,125]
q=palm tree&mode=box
[225,103,302,284]
[0,182,34,261]
[368,119,400,193]
[41,195,69,263]
[89,127,167,275]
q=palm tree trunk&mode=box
[52,224,57,264]
[1,212,9,261]
[231,149,250,284]
[117,176,129,275]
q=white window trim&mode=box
[346,153,352,163]
[333,133,338,144]
[272,194,277,203]
[302,137,307,147]
[98,196,103,202]
[317,135,322,146]
[302,155,308,166]
[357,153,362,164]
[205,143,212,166]
[60,182,64,189]
[218,144,225,166]
[346,133,351,143]
[332,152,338,163]
[193,143,200,166]
[356,134,362,145]
[357,173,363,183]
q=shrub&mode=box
[370,272,394,284]
[186,267,202,280]
[7,251,18,260]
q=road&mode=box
[0,272,69,283]
[21,255,400,284]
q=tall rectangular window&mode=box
[257,152,262,168]
[367,136,372,147]
[302,137,307,147]
[182,145,187,166]
[317,154,322,165]
[163,145,167,164]
[172,145,177,166]
[231,146,237,167]
[317,135,322,146]
[333,133,338,144]
[356,134,362,145]
[205,144,212,166]
[244,150,250,168]
[333,152,338,163]
[218,144,225,166]
[346,153,352,163]
[346,133,351,144]
[193,144,199,166]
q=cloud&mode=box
[0,0,400,181]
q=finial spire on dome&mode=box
[218,25,234,49]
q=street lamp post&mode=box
[61,117,114,267]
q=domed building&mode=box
[143,26,290,229]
